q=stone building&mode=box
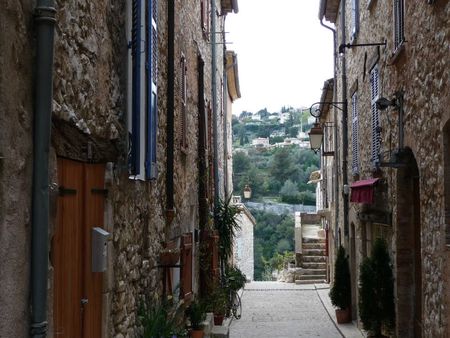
[318,0,450,337]
[0,0,238,337]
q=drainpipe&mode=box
[319,15,340,253]
[166,0,175,215]
[211,0,220,211]
[340,0,350,238]
[31,1,56,337]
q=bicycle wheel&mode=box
[231,291,242,319]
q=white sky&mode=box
[225,0,334,115]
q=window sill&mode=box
[389,43,405,65]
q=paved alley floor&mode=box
[229,282,343,338]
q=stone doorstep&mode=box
[302,242,326,249]
[301,268,327,275]
[302,237,326,244]
[302,262,327,269]
[303,248,326,255]
[298,274,327,280]
[301,255,327,262]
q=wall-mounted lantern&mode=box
[243,184,252,199]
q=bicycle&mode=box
[228,288,242,320]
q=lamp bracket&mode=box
[338,40,387,55]
[309,101,346,118]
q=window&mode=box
[393,0,405,51]
[351,91,360,175]
[180,55,187,150]
[128,0,158,180]
[351,0,359,42]
[201,0,210,39]
[370,65,381,168]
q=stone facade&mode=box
[0,0,237,337]
[233,204,255,281]
[320,0,450,337]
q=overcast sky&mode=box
[225,0,334,115]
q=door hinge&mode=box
[58,186,77,196]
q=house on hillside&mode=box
[0,1,238,337]
[318,0,450,336]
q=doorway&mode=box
[52,158,106,337]
[396,150,422,338]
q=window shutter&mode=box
[146,0,158,179]
[370,66,381,167]
[180,233,193,301]
[351,92,359,175]
[180,56,187,150]
[394,0,405,50]
[130,0,142,175]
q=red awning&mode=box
[350,178,379,204]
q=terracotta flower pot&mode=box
[335,307,351,323]
[213,314,224,325]
[190,329,204,338]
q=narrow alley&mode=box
[229,282,362,338]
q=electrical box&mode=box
[92,227,110,272]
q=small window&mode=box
[370,65,381,168]
[351,91,360,175]
[393,0,405,51]
[351,0,360,42]
[201,0,210,39]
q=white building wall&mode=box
[234,206,255,281]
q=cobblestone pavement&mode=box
[229,282,343,338]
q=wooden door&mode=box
[53,158,105,338]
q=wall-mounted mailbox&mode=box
[92,227,110,272]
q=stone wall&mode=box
[234,205,255,281]
[0,1,34,337]
[330,1,450,336]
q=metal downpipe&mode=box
[31,1,56,337]
[319,17,340,254]
[340,0,349,239]
[166,0,175,213]
[211,0,220,211]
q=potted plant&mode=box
[214,195,241,275]
[186,299,206,338]
[359,238,395,337]
[329,245,351,323]
[138,297,186,338]
[210,288,228,325]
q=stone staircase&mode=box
[295,237,327,284]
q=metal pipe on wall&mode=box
[31,1,56,337]
[211,0,220,211]
[166,0,175,213]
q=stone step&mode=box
[302,237,326,244]
[303,248,326,256]
[295,279,327,285]
[301,268,327,275]
[302,255,327,263]
[297,274,327,280]
[302,262,327,269]
[302,242,326,250]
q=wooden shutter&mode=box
[180,55,188,150]
[394,0,405,50]
[130,0,142,175]
[146,0,158,179]
[351,92,359,175]
[180,233,193,301]
[370,66,381,167]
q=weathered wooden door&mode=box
[53,158,105,338]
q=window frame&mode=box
[370,65,381,169]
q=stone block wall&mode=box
[329,1,450,336]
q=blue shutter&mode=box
[146,0,158,179]
[130,0,142,175]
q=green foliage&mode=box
[329,246,351,310]
[138,298,186,338]
[208,287,228,315]
[186,299,206,330]
[359,238,395,336]
[214,196,241,264]
[225,265,246,292]
[252,210,294,280]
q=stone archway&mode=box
[395,149,422,338]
